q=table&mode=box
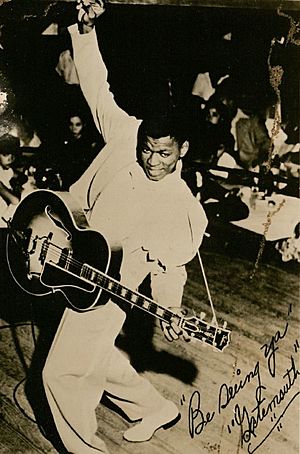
[231,191,300,241]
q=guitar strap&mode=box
[196,250,219,327]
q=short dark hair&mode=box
[137,109,188,151]
[0,133,20,155]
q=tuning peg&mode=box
[200,312,206,320]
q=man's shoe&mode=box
[123,401,180,442]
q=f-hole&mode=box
[46,205,72,241]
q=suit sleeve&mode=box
[68,24,138,144]
[150,266,187,308]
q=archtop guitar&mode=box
[6,190,230,351]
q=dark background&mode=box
[0,1,299,145]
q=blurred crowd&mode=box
[0,80,104,227]
[0,26,299,259]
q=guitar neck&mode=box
[80,263,176,324]
[47,243,230,351]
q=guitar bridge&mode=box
[39,232,53,264]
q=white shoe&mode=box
[123,401,180,442]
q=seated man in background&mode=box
[230,99,271,171]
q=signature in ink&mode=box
[188,390,215,438]
[228,355,299,453]
[218,361,261,413]
[260,320,289,377]
[187,354,299,451]
[185,303,299,452]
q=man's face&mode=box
[0,152,14,169]
[140,135,188,181]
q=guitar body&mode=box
[6,190,118,311]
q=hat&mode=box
[0,133,20,155]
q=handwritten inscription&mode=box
[229,355,299,453]
[219,362,261,412]
[188,390,215,438]
[260,321,289,377]
[185,311,299,453]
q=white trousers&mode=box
[42,250,186,453]
[43,301,168,454]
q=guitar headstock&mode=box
[181,313,231,352]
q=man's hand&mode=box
[160,307,191,343]
[77,0,105,33]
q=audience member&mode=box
[0,70,16,137]
[10,115,42,149]
[212,77,237,122]
[188,98,234,165]
[0,134,20,226]
[276,222,300,263]
[230,95,271,171]
[57,111,103,189]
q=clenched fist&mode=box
[77,0,105,32]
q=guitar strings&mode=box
[18,233,224,335]
[33,241,228,347]
[45,243,177,320]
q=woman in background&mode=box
[58,111,103,189]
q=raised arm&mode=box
[69,0,138,144]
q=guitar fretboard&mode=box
[44,241,230,351]
[80,263,174,323]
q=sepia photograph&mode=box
[0,0,299,453]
